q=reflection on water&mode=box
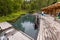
[21,21,38,39]
[12,14,38,39]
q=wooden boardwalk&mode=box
[1,14,60,40]
[4,28,34,40]
[0,22,34,40]
[37,15,60,40]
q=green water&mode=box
[58,16,60,19]
[11,14,38,39]
[12,14,38,39]
[12,14,35,31]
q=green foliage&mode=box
[57,0,60,2]
[0,0,58,22]
[0,0,13,16]
[0,0,58,16]
[0,10,27,22]
[0,0,23,16]
[21,0,40,13]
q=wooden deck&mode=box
[37,15,60,40]
[0,14,60,40]
[0,22,34,40]
[4,28,34,40]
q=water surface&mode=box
[12,14,38,39]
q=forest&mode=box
[0,0,59,22]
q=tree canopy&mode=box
[0,0,23,16]
[0,0,58,16]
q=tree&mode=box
[0,0,13,16]
[0,0,24,16]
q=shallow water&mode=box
[21,21,38,39]
[12,14,38,39]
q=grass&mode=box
[58,0,60,2]
[0,10,27,22]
